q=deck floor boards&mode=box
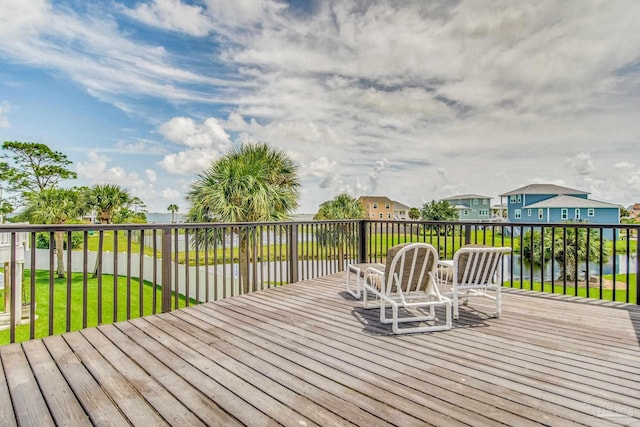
[1,272,639,426]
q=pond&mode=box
[508,253,637,281]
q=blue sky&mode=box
[1,0,640,213]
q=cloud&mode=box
[146,169,157,183]
[3,0,640,212]
[0,101,12,128]
[159,116,230,148]
[76,150,151,197]
[159,147,220,175]
[162,187,180,199]
[120,0,214,37]
[566,153,595,176]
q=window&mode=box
[473,199,478,205]
[517,195,522,203]
[575,209,580,220]
[588,208,595,217]
[479,209,489,216]
[510,196,516,203]
[561,208,568,220]
[379,213,383,218]
[538,209,544,219]
[463,209,470,216]
[373,203,378,209]
[527,209,532,216]
[483,199,487,205]
[385,203,390,209]
[387,213,391,219]
[515,209,521,219]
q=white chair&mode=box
[438,245,512,320]
[362,242,452,334]
[346,261,384,299]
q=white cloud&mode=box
[159,147,219,175]
[0,101,12,128]
[162,187,180,199]
[76,150,151,198]
[3,1,640,212]
[146,169,157,183]
[120,0,214,37]
[159,116,230,148]
[566,153,595,176]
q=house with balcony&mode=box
[499,184,620,225]
[358,196,395,220]
[441,194,492,221]
[392,200,411,220]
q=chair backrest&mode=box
[383,243,439,295]
[453,245,512,285]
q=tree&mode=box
[167,204,179,223]
[420,200,458,221]
[89,184,131,224]
[522,227,608,281]
[23,188,86,277]
[186,142,300,293]
[1,141,77,196]
[408,207,420,220]
[313,194,365,270]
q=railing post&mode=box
[464,224,472,245]
[288,224,298,284]
[358,220,368,263]
[161,228,172,312]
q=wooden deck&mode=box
[1,272,639,426]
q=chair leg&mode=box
[452,290,459,320]
[494,286,501,318]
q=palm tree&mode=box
[313,194,365,271]
[522,227,608,281]
[167,204,179,223]
[23,188,86,277]
[408,207,420,220]
[89,184,131,224]
[186,142,300,293]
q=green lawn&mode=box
[505,273,637,304]
[0,270,191,344]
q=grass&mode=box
[0,270,192,344]
[505,273,637,304]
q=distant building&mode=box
[628,203,640,220]
[358,196,410,220]
[392,201,411,220]
[358,196,394,220]
[499,184,620,225]
[441,194,492,221]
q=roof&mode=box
[500,184,589,197]
[358,195,393,203]
[441,194,492,201]
[392,201,411,210]
[524,195,620,209]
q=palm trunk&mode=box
[239,233,250,294]
[55,230,65,278]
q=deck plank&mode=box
[97,324,242,427]
[218,289,593,426]
[21,339,91,426]
[0,343,52,426]
[79,327,206,427]
[62,331,170,426]
[114,319,278,426]
[43,335,130,426]
[0,345,17,427]
[0,272,639,426]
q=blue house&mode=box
[441,194,492,221]
[499,184,620,225]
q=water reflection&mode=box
[508,254,637,281]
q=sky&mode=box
[1,0,639,214]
